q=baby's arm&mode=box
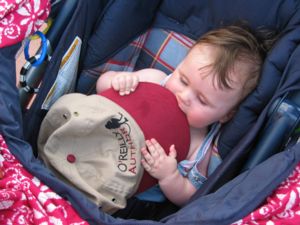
[158,167,197,206]
[141,139,197,206]
[96,69,167,95]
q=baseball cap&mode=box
[38,82,190,214]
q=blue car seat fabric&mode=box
[1,45,300,225]
[5,0,299,224]
[2,45,300,224]
[81,0,162,69]
[171,145,300,225]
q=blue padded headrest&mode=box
[155,0,296,39]
[217,7,300,158]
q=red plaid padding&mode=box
[95,28,194,73]
[133,28,195,72]
[82,28,195,94]
[232,162,300,225]
[0,134,88,225]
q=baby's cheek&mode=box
[189,110,217,128]
[187,112,204,127]
[165,76,181,91]
[165,82,175,93]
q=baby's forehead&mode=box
[189,43,220,56]
[180,43,256,89]
[182,44,219,68]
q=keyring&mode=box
[24,31,48,67]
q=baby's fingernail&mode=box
[130,88,135,91]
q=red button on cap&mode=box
[67,154,76,163]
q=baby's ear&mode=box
[219,109,237,123]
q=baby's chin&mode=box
[188,121,210,132]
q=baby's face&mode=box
[165,44,245,129]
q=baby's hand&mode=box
[111,72,139,96]
[141,139,178,181]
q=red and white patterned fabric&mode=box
[0,0,50,48]
[232,162,300,225]
[0,134,88,225]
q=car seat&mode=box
[12,0,300,223]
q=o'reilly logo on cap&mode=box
[105,113,138,175]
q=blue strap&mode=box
[194,123,221,162]
[178,123,221,188]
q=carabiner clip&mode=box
[24,31,48,67]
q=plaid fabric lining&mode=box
[135,29,195,72]
[80,28,195,94]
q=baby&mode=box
[96,25,266,205]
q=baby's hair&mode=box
[194,24,275,99]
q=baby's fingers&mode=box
[124,76,135,94]
[130,75,139,92]
[169,144,177,158]
[141,147,154,165]
[141,159,151,172]
[117,76,128,95]
[147,138,166,156]
[111,76,128,95]
[111,76,122,92]
[112,75,138,95]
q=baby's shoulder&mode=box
[137,68,167,84]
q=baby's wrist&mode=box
[158,169,180,186]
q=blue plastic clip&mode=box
[24,31,48,67]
